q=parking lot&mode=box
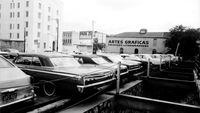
[0,52,200,113]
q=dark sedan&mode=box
[73,54,129,80]
[13,53,115,96]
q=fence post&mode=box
[116,61,121,94]
[147,58,150,77]
[160,56,162,71]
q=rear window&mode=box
[0,57,14,68]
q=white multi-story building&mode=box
[0,0,63,52]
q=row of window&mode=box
[63,32,72,37]
[9,11,29,18]
[9,31,42,39]
[9,1,29,9]
[9,22,28,30]
[9,32,26,39]
[63,39,72,45]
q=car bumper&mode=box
[76,78,116,92]
[0,94,35,108]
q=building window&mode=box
[26,1,29,7]
[17,24,20,29]
[48,16,50,21]
[10,12,12,18]
[26,11,29,17]
[39,3,41,9]
[10,3,12,9]
[25,21,28,27]
[10,24,12,29]
[37,32,40,37]
[44,42,46,49]
[17,2,20,8]
[153,38,157,47]
[10,33,12,38]
[47,25,50,31]
[25,31,28,36]
[17,33,20,39]
[17,12,20,17]
[56,10,59,15]
[38,23,41,29]
[38,12,41,19]
[48,7,51,12]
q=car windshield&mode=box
[92,57,109,64]
[0,57,14,68]
[50,56,80,67]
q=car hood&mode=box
[53,65,111,76]
[0,68,31,90]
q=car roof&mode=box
[72,54,100,58]
[18,52,71,58]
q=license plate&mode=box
[2,91,17,103]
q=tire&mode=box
[42,81,56,96]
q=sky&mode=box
[60,0,200,34]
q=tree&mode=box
[165,25,200,60]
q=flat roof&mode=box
[107,32,170,39]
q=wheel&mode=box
[42,81,56,96]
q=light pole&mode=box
[56,19,59,52]
[92,20,95,54]
[24,27,26,52]
[50,18,59,52]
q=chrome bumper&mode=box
[77,78,116,89]
[0,95,35,108]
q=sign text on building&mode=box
[108,39,149,47]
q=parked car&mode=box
[1,48,19,58]
[98,54,145,77]
[13,53,115,96]
[73,54,129,80]
[0,55,35,108]
[120,54,149,70]
[0,51,9,58]
[136,54,167,70]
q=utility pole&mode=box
[24,27,26,52]
[92,20,94,54]
[56,19,59,52]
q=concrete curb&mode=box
[27,99,70,113]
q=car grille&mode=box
[120,68,128,74]
[129,65,140,70]
[84,72,113,85]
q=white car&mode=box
[0,55,35,108]
[136,54,165,65]
[121,54,142,61]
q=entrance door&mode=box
[120,48,124,54]
[134,48,139,54]
[52,41,55,51]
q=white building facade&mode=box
[106,29,169,54]
[0,0,63,52]
[62,31,107,53]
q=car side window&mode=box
[32,57,42,66]
[15,56,32,65]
